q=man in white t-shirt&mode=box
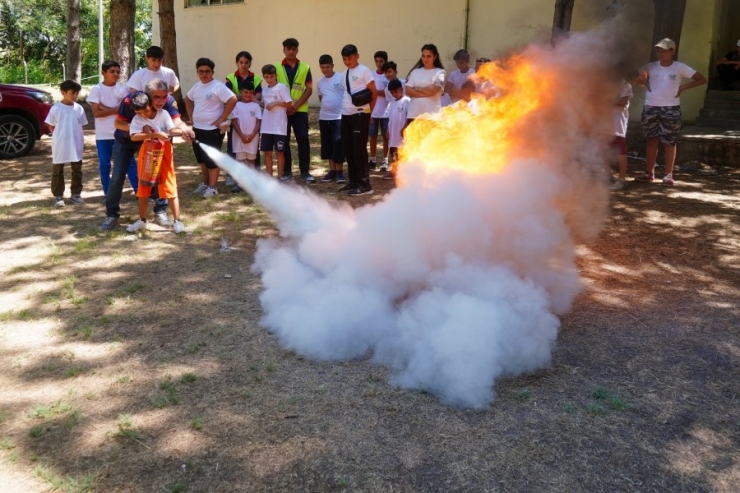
[127,46,180,94]
[317,54,346,183]
[88,60,136,197]
[185,57,238,198]
[339,44,377,196]
[368,50,390,171]
[635,38,706,186]
[445,49,476,105]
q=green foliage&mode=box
[0,0,152,84]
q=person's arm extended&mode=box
[715,56,740,67]
[677,72,707,97]
[172,116,194,142]
[184,97,195,125]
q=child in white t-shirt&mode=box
[259,64,293,181]
[127,45,180,94]
[317,54,346,183]
[383,79,410,181]
[611,79,634,190]
[44,80,88,207]
[88,60,135,197]
[126,92,185,234]
[369,50,390,170]
[444,49,476,105]
[229,83,262,192]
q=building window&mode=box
[187,0,243,7]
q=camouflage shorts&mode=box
[641,105,682,145]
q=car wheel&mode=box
[0,115,37,159]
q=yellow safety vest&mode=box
[276,62,309,112]
[225,72,263,96]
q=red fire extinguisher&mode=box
[139,139,165,187]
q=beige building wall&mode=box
[152,0,716,120]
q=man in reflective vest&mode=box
[276,38,315,183]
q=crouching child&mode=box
[126,92,186,234]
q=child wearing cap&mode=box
[635,38,706,186]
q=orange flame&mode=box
[399,55,559,181]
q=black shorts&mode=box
[319,119,344,163]
[260,133,287,152]
[192,128,225,169]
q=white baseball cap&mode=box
[736,39,740,47]
[654,38,676,50]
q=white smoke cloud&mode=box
[203,26,619,408]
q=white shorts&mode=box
[235,151,257,161]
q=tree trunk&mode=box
[157,0,186,116]
[65,0,81,81]
[652,0,687,59]
[552,0,576,46]
[110,0,136,81]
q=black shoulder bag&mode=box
[346,68,373,107]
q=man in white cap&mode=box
[635,38,706,186]
[715,39,740,89]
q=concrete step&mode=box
[677,126,740,167]
[694,117,740,128]
[705,90,740,102]
[698,108,740,120]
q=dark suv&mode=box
[0,84,54,159]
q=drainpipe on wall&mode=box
[462,0,470,49]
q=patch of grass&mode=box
[30,400,71,419]
[118,375,131,384]
[215,211,240,222]
[29,425,44,438]
[0,409,10,424]
[113,413,142,441]
[190,417,203,431]
[73,237,98,253]
[516,389,532,401]
[32,464,96,493]
[587,402,608,416]
[265,361,276,373]
[591,387,610,401]
[152,380,179,408]
[0,438,15,450]
[120,281,144,295]
[608,395,627,411]
[563,402,576,414]
[0,309,34,321]
[6,449,18,463]
[186,341,207,354]
[65,365,85,378]
[180,373,197,384]
[168,481,186,493]
[64,409,81,430]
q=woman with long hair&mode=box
[405,44,446,121]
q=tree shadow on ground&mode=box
[0,142,738,492]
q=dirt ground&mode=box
[0,124,738,493]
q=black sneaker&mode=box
[337,183,359,193]
[368,159,377,170]
[320,170,337,182]
[348,185,374,196]
[335,172,347,184]
[301,173,316,184]
[99,216,118,231]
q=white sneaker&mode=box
[379,162,389,172]
[54,197,65,207]
[194,182,208,194]
[173,220,186,234]
[126,218,147,233]
[225,175,235,187]
[70,194,84,204]
[202,187,218,198]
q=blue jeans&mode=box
[97,139,137,195]
[283,111,310,177]
[106,139,167,219]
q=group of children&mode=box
[44,37,706,230]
